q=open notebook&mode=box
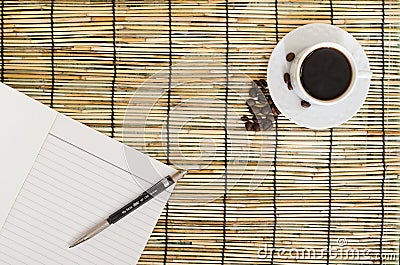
[0,83,176,264]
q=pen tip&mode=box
[69,241,80,248]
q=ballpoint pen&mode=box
[69,169,188,248]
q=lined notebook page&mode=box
[0,117,174,265]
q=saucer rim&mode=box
[267,23,371,130]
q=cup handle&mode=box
[358,70,372,79]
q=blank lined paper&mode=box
[0,118,174,265]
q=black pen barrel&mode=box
[107,176,175,224]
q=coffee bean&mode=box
[253,79,260,87]
[259,79,268,89]
[248,105,261,114]
[253,123,261,132]
[251,106,261,114]
[301,100,311,108]
[246,98,256,106]
[258,94,267,104]
[261,105,271,115]
[286,52,295,62]
[284,73,290,84]
[271,106,281,116]
[261,118,273,131]
[241,116,249,122]
[287,81,293,91]
[259,86,267,94]
[245,121,253,131]
[253,115,263,124]
[249,87,258,98]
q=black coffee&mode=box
[300,47,352,101]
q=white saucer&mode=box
[267,23,371,130]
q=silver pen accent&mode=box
[171,169,187,182]
[69,220,109,248]
[69,170,187,248]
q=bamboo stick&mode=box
[1,1,399,264]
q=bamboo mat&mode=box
[2,0,399,264]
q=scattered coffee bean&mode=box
[241,116,249,122]
[284,73,290,84]
[259,79,268,89]
[261,105,271,115]
[245,121,253,131]
[258,94,267,103]
[258,89,266,95]
[287,81,293,91]
[286,52,295,62]
[253,115,264,124]
[301,100,311,108]
[261,118,273,131]
[259,87,267,94]
[252,106,261,114]
[246,98,256,106]
[248,105,261,114]
[271,106,281,116]
[243,79,281,130]
[249,87,258,98]
[283,73,290,84]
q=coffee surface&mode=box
[300,47,352,101]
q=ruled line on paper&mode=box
[0,132,172,265]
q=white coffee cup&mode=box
[289,42,372,106]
